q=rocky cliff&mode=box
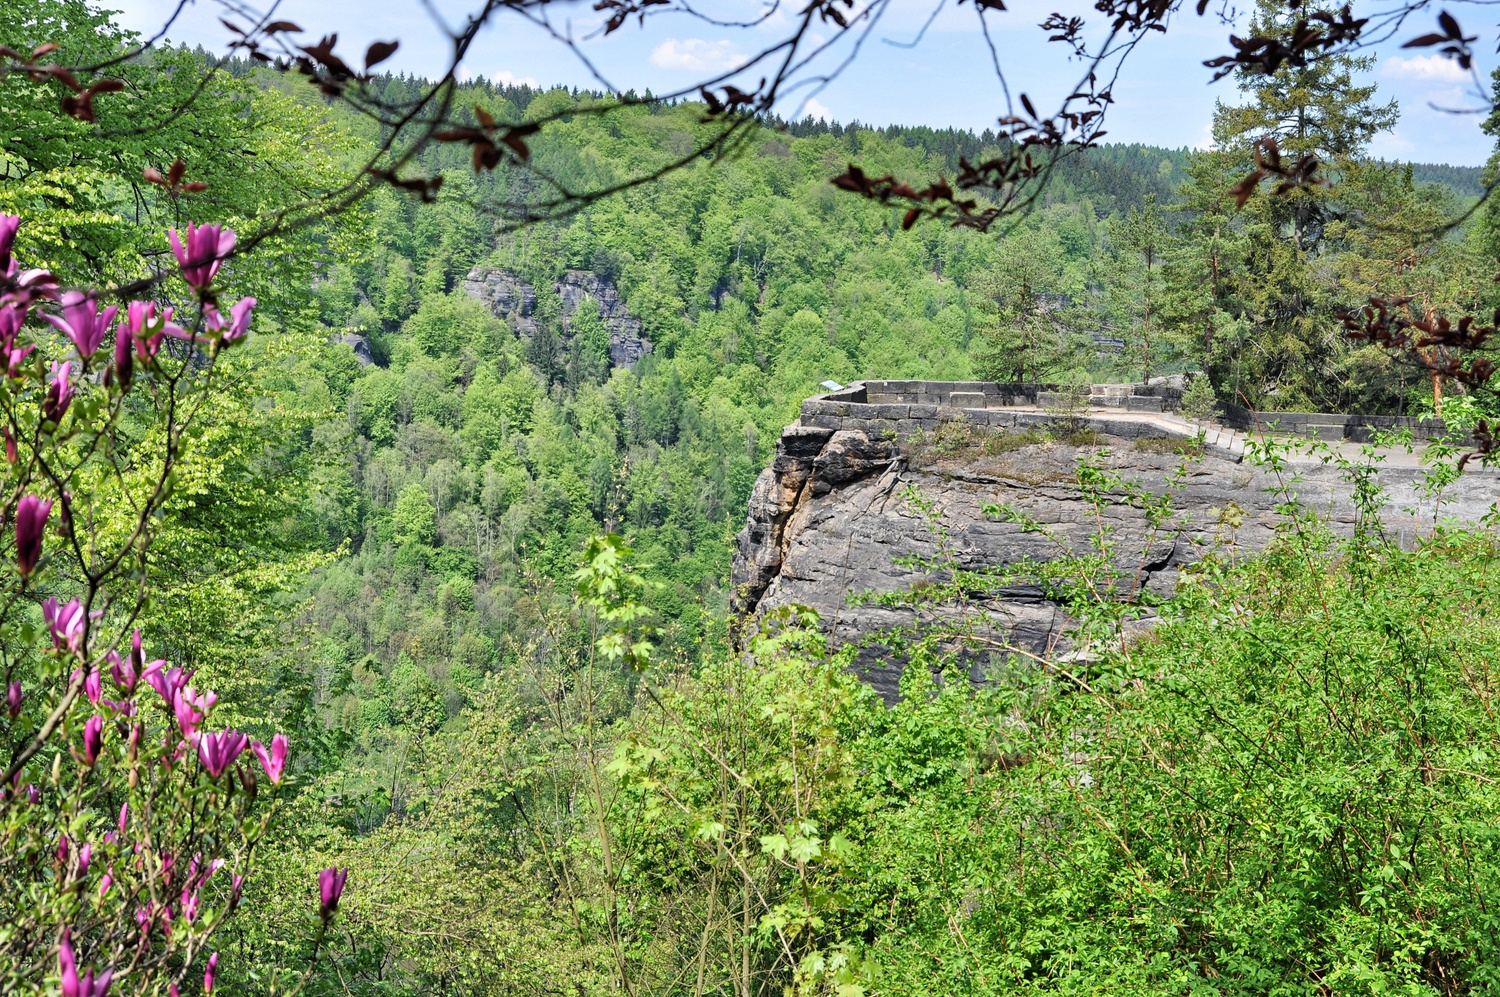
[463,267,653,368]
[732,382,1500,701]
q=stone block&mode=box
[1305,422,1345,441]
[803,414,843,430]
[802,399,850,418]
[868,403,910,420]
[1126,396,1165,413]
[948,391,988,410]
[907,404,939,420]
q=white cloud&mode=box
[650,38,746,73]
[494,69,540,88]
[802,97,833,122]
[1382,53,1469,83]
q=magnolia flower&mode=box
[4,340,34,378]
[118,802,128,834]
[204,297,255,344]
[76,841,91,878]
[144,663,189,711]
[25,783,38,804]
[121,301,178,359]
[172,685,216,738]
[58,929,113,997]
[251,733,288,784]
[168,223,235,291]
[204,952,218,995]
[196,729,248,779]
[80,668,102,705]
[43,291,118,359]
[98,871,114,901]
[0,215,17,272]
[106,651,132,693]
[83,715,104,766]
[44,598,86,655]
[0,301,23,350]
[43,360,73,423]
[318,867,348,919]
[230,873,245,909]
[6,679,19,718]
[15,494,52,576]
[181,889,199,922]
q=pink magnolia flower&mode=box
[204,952,218,994]
[83,715,104,766]
[58,835,69,865]
[25,783,38,804]
[43,291,118,359]
[43,360,73,423]
[44,597,86,655]
[59,928,114,997]
[118,802,128,835]
[6,679,19,718]
[167,223,235,291]
[318,867,348,919]
[144,663,189,710]
[77,667,102,705]
[106,651,133,693]
[230,873,245,909]
[98,871,114,900]
[0,215,17,272]
[76,841,91,878]
[172,685,216,738]
[121,301,179,359]
[181,889,199,922]
[4,339,34,378]
[203,297,255,344]
[252,733,288,784]
[196,729,248,779]
[16,494,53,576]
[4,426,15,464]
[0,301,24,350]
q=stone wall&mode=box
[1218,401,1455,443]
[797,381,1242,462]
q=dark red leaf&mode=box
[364,40,399,70]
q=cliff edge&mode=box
[731,381,1500,700]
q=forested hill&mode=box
[10,6,1500,993]
[283,71,1497,724]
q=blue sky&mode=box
[109,0,1494,165]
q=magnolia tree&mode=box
[0,215,344,995]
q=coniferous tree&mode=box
[1099,194,1175,383]
[1176,0,1408,409]
[972,227,1091,383]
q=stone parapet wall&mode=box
[1218,402,1456,443]
[810,381,1462,445]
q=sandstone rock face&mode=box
[463,267,652,368]
[335,332,375,366]
[732,420,1500,702]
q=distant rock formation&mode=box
[732,380,1500,701]
[335,332,375,366]
[463,267,652,368]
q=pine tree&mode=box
[1099,194,1175,383]
[1175,0,1407,410]
[971,226,1091,383]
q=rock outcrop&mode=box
[732,385,1500,701]
[463,267,652,368]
